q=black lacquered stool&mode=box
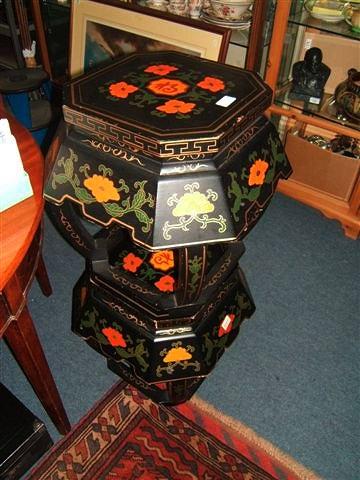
[44,51,292,404]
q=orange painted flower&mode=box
[197,76,225,93]
[218,313,235,337]
[144,64,179,76]
[163,347,192,363]
[248,159,269,186]
[155,275,175,292]
[149,250,174,272]
[156,100,196,115]
[147,78,189,96]
[109,81,139,99]
[84,175,120,203]
[102,327,126,348]
[123,253,143,273]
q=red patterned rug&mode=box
[26,382,320,480]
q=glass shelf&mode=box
[135,0,279,50]
[230,29,249,48]
[42,0,70,7]
[289,8,360,40]
[275,82,360,132]
[41,0,71,79]
[229,30,270,49]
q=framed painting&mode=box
[69,0,232,77]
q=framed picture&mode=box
[69,0,232,77]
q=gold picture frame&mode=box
[69,0,232,77]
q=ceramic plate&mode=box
[201,9,251,29]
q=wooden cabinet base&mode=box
[277,179,360,240]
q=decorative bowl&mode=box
[209,0,253,21]
[344,4,360,32]
[304,0,350,23]
[146,0,169,10]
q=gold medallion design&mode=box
[162,182,227,240]
[156,341,200,377]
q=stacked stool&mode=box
[44,51,292,404]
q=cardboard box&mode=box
[285,132,359,201]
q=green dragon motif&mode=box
[51,148,154,233]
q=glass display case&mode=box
[37,0,273,80]
[225,0,275,75]
[266,0,360,239]
[274,1,359,132]
[135,0,276,75]
[39,0,71,79]
[0,0,35,69]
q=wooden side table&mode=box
[0,102,70,435]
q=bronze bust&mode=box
[290,47,331,103]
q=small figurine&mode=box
[290,47,331,104]
[22,40,37,68]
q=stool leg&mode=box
[36,254,53,297]
[4,304,71,435]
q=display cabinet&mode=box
[38,0,71,79]
[225,0,275,75]
[29,0,71,81]
[0,1,70,78]
[265,0,360,239]
[0,1,35,69]
[133,0,275,74]
[31,0,272,80]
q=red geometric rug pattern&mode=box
[27,382,307,480]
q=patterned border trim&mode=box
[184,397,323,480]
[26,382,323,480]
[63,107,221,158]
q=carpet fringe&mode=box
[190,395,323,480]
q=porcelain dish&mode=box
[304,0,350,22]
[209,0,253,21]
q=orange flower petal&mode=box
[123,253,143,273]
[109,81,139,99]
[149,250,174,271]
[248,159,269,186]
[84,175,120,203]
[156,100,196,115]
[197,76,225,93]
[147,78,189,96]
[163,347,192,362]
[155,275,175,292]
[145,65,179,76]
[102,327,127,348]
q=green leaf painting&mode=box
[51,148,154,233]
